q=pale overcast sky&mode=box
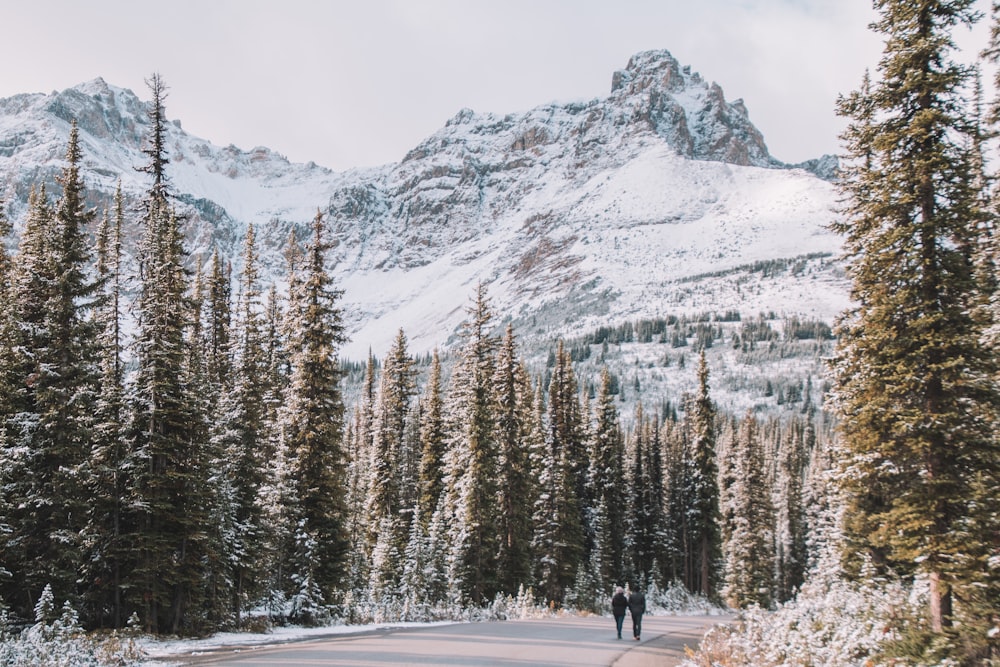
[0,1,991,172]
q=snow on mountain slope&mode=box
[0,77,344,262]
[0,50,847,366]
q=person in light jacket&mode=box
[611,586,629,639]
[627,587,646,640]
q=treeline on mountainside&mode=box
[0,74,841,636]
[571,313,831,358]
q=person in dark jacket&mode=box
[611,586,629,639]
[627,587,646,640]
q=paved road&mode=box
[172,614,731,666]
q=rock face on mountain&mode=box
[0,50,846,360]
[324,50,831,270]
[611,50,774,167]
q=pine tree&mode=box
[399,505,431,607]
[589,369,626,588]
[802,423,845,578]
[625,406,666,586]
[493,324,535,594]
[685,351,721,598]
[125,74,213,633]
[138,73,170,197]
[660,416,685,584]
[968,8,1000,658]
[721,412,775,609]
[0,196,14,592]
[260,282,288,455]
[0,123,100,618]
[186,255,233,630]
[441,284,500,604]
[0,194,13,421]
[217,224,269,618]
[423,497,452,605]
[0,189,56,596]
[416,351,446,525]
[550,341,590,550]
[83,183,128,628]
[715,415,738,584]
[348,351,378,583]
[774,417,809,603]
[533,341,585,604]
[280,211,350,613]
[256,283,289,598]
[366,329,417,597]
[834,1,999,650]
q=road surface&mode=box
[171,614,731,666]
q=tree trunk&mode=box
[700,533,710,597]
[929,570,952,632]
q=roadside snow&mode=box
[139,621,457,665]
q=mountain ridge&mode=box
[0,50,847,374]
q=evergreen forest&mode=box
[0,73,832,637]
[0,2,998,665]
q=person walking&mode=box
[611,586,629,639]
[627,587,646,640]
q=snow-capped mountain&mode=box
[0,50,848,371]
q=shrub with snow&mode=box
[0,585,142,667]
[680,574,924,667]
[324,585,553,625]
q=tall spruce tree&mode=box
[260,282,288,457]
[0,124,100,618]
[971,7,1000,658]
[187,254,233,629]
[0,195,12,586]
[715,415,738,578]
[416,350,446,525]
[0,186,53,507]
[661,416,686,584]
[125,74,214,634]
[625,406,666,585]
[441,284,500,604]
[0,187,56,616]
[774,417,809,603]
[834,1,999,653]
[280,211,350,617]
[589,369,626,589]
[348,351,378,583]
[0,194,13,420]
[366,329,417,597]
[218,224,269,618]
[493,324,535,594]
[685,351,720,597]
[550,341,590,552]
[802,422,845,577]
[533,341,585,603]
[83,183,128,627]
[721,412,774,609]
[255,283,292,616]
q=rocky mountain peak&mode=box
[611,49,692,96]
[608,49,774,168]
[43,78,149,144]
